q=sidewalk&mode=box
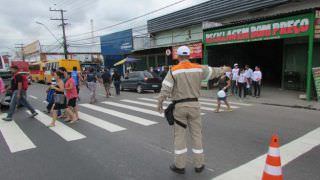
[200,87,320,111]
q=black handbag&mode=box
[164,103,175,126]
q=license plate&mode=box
[152,85,159,88]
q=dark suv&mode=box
[121,71,162,93]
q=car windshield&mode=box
[143,72,154,78]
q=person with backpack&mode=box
[101,68,112,98]
[2,65,38,121]
[45,78,57,114]
[112,69,121,96]
[0,77,6,112]
[86,68,98,104]
[71,66,83,101]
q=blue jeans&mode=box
[7,90,36,118]
[114,81,121,95]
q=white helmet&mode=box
[217,90,226,98]
[177,46,191,56]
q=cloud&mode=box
[0,0,208,54]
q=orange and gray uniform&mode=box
[158,61,224,169]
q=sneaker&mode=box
[169,164,185,174]
[29,112,38,118]
[195,165,205,173]
[226,108,233,112]
[2,117,12,121]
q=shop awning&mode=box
[113,57,140,66]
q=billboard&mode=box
[204,13,313,46]
[24,40,41,55]
[172,43,203,60]
[100,29,133,55]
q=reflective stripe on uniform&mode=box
[192,149,204,154]
[175,148,188,155]
[205,67,213,81]
[264,164,282,176]
[268,147,280,157]
[162,80,173,88]
[172,68,203,76]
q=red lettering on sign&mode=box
[300,25,309,32]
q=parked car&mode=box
[121,71,162,93]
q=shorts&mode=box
[67,98,77,108]
[103,82,111,89]
[54,103,66,110]
[217,96,227,101]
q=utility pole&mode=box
[50,8,68,59]
[90,19,95,62]
[15,43,25,61]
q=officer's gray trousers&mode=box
[173,106,204,168]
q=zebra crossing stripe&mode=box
[121,99,159,108]
[80,104,157,126]
[199,101,239,109]
[78,112,126,132]
[0,114,36,153]
[28,110,86,142]
[121,99,206,115]
[102,102,163,117]
[138,98,222,112]
[199,98,252,106]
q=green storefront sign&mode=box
[204,13,313,46]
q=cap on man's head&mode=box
[177,46,191,56]
[10,65,19,70]
[234,63,239,67]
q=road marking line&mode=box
[80,104,157,126]
[121,99,206,115]
[213,127,320,180]
[0,114,36,153]
[29,95,38,100]
[199,101,239,109]
[138,98,223,112]
[43,101,48,104]
[199,98,252,106]
[102,101,163,117]
[27,110,86,142]
[78,112,126,132]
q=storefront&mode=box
[203,10,320,101]
[100,29,133,74]
[172,42,203,64]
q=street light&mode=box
[35,21,62,45]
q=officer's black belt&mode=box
[165,98,198,129]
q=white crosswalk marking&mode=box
[29,95,38,100]
[80,104,157,126]
[78,112,126,132]
[28,110,86,142]
[0,114,36,153]
[121,99,207,115]
[121,99,159,108]
[102,101,164,117]
[138,98,222,112]
[199,101,239,109]
[199,98,252,106]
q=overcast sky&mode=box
[0,0,209,54]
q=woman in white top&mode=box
[252,66,262,98]
[236,68,248,99]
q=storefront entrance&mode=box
[207,39,284,87]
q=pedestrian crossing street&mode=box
[0,97,252,154]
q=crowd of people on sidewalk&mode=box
[214,63,262,113]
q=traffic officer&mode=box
[157,46,229,174]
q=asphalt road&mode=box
[0,83,319,180]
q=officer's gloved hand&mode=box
[157,100,164,114]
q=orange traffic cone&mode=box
[262,135,283,180]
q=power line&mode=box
[66,0,188,39]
